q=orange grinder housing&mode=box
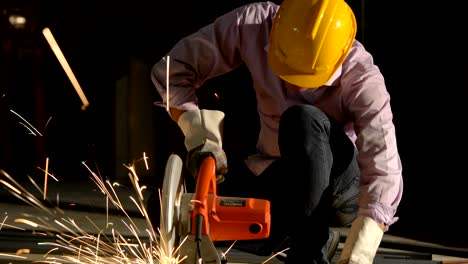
[191,156,271,242]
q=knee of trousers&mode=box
[280,104,330,134]
[279,105,331,152]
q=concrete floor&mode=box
[1,178,467,263]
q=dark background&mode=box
[1,0,467,251]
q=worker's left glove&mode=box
[177,109,227,183]
[336,216,384,264]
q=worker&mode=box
[150,0,403,263]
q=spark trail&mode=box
[0,159,185,264]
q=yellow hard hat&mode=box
[268,0,357,88]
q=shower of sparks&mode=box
[42,27,89,110]
[0,157,278,264]
[0,160,186,263]
[9,109,43,136]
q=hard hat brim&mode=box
[268,50,333,89]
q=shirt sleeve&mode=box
[150,5,246,112]
[341,41,403,230]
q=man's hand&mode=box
[176,109,227,178]
[186,142,227,182]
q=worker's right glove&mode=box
[177,109,227,183]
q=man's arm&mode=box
[337,41,402,264]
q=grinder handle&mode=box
[192,156,217,239]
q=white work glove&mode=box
[337,216,384,264]
[177,109,227,182]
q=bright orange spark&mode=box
[143,152,149,170]
[42,27,89,110]
[261,247,290,264]
[166,55,170,112]
[15,248,30,255]
[43,157,49,200]
[9,109,43,136]
[0,253,26,259]
[14,218,38,228]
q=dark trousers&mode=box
[219,105,360,263]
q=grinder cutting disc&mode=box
[160,153,186,257]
